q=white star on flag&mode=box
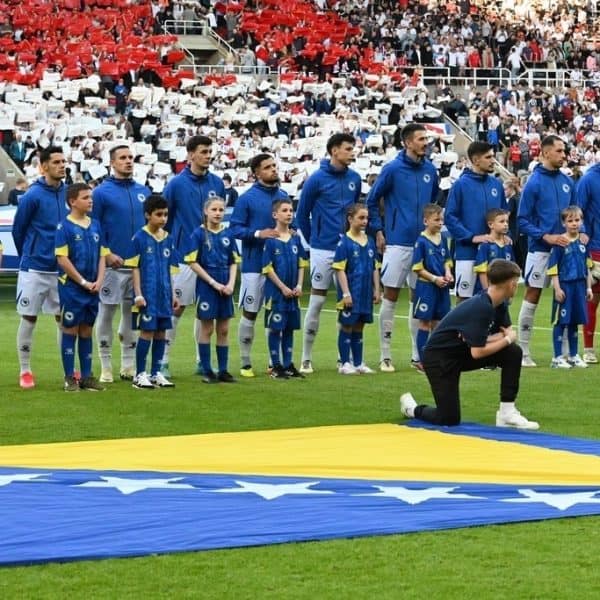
[212,480,334,500]
[502,489,600,511]
[74,476,196,495]
[0,473,53,486]
[357,486,484,505]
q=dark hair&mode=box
[272,198,293,212]
[326,132,355,154]
[401,123,427,144]
[109,144,132,160]
[249,153,273,174]
[143,193,168,215]
[488,259,521,284]
[186,135,212,153]
[222,173,232,183]
[467,141,494,160]
[344,202,368,230]
[67,183,91,204]
[541,134,564,149]
[486,207,509,223]
[423,203,442,219]
[39,146,64,164]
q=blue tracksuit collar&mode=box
[107,175,137,186]
[253,181,281,194]
[184,165,212,182]
[34,176,65,193]
[320,158,348,175]
[398,150,424,168]
[533,164,562,176]
[461,167,489,181]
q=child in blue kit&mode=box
[333,203,380,375]
[262,198,308,379]
[474,208,514,293]
[125,194,179,389]
[547,205,593,369]
[55,183,107,391]
[412,203,454,368]
[185,197,239,383]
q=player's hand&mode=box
[342,294,353,308]
[586,287,594,301]
[500,327,517,344]
[444,273,454,284]
[373,291,381,304]
[544,233,570,247]
[259,228,280,239]
[503,235,513,246]
[222,284,234,296]
[281,285,294,298]
[472,234,492,244]
[134,295,146,308]
[580,233,590,245]
[88,280,100,293]
[107,253,124,269]
[293,285,302,297]
[376,231,386,255]
[554,288,566,303]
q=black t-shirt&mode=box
[425,292,511,353]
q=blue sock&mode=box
[199,343,212,374]
[281,329,294,368]
[417,329,429,362]
[136,338,151,375]
[350,331,363,366]
[151,338,165,376]
[268,329,282,366]
[216,345,228,373]
[568,324,579,357]
[552,325,564,358]
[338,330,351,364]
[78,336,93,378]
[61,333,76,377]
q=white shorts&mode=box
[239,272,265,313]
[16,271,60,316]
[381,245,416,290]
[454,260,476,298]
[524,251,551,289]
[172,264,197,307]
[310,248,336,291]
[99,269,134,305]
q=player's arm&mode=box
[372,259,381,304]
[470,327,517,359]
[56,254,95,293]
[131,267,146,307]
[296,177,317,245]
[11,193,36,255]
[444,184,474,242]
[365,169,388,253]
[547,248,565,302]
[89,248,109,293]
[262,262,294,298]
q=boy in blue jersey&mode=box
[55,184,107,391]
[517,135,578,367]
[474,208,514,292]
[366,124,439,373]
[12,146,68,389]
[229,154,289,378]
[125,195,179,389]
[333,204,380,375]
[411,204,453,368]
[92,144,150,383]
[296,133,362,374]
[445,141,506,302]
[185,197,239,384]
[547,206,593,369]
[262,198,308,379]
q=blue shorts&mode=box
[265,307,301,331]
[338,309,373,326]
[413,281,451,321]
[196,284,234,320]
[132,311,173,332]
[59,284,99,327]
[551,280,588,326]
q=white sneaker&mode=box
[338,362,357,375]
[583,350,599,364]
[551,356,573,369]
[496,407,539,430]
[379,358,395,372]
[150,372,175,387]
[299,360,314,374]
[400,392,417,418]
[99,369,114,383]
[521,355,537,367]
[568,354,589,368]
[356,363,375,374]
[132,372,155,389]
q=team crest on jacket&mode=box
[222,238,230,247]
[93,233,100,243]
[562,184,570,193]
[348,182,356,191]
[368,249,374,257]
[491,188,498,197]
[137,194,146,203]
[292,245,298,254]
[163,248,171,258]
[423,174,431,183]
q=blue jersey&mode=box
[12,177,68,272]
[411,231,452,280]
[262,234,308,312]
[518,165,576,253]
[445,169,506,260]
[547,238,591,283]
[333,233,378,316]
[575,164,600,252]
[229,182,289,273]
[184,226,238,285]
[164,167,225,261]
[125,227,178,318]
[473,241,514,293]
[366,150,439,246]
[55,216,106,286]
[296,159,362,251]
[91,176,150,260]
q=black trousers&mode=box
[414,343,523,426]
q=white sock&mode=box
[238,316,256,366]
[96,303,117,371]
[118,301,137,371]
[379,298,396,362]
[302,294,326,362]
[163,315,180,364]
[17,318,35,374]
[561,332,569,358]
[499,402,515,416]
[408,301,420,362]
[518,300,537,355]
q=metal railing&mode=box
[177,63,278,79]
[162,19,238,62]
